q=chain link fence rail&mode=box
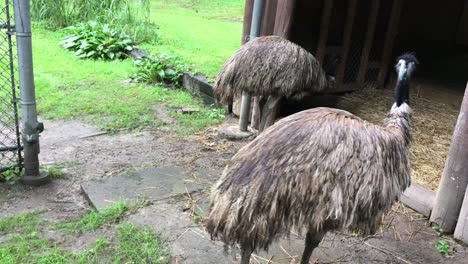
[0,0,22,173]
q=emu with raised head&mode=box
[207,53,418,264]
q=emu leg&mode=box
[259,96,281,132]
[240,243,253,264]
[250,96,261,130]
[300,230,325,264]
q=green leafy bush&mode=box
[60,21,135,60]
[131,53,187,86]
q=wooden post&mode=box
[335,0,358,87]
[315,0,334,62]
[261,0,278,35]
[455,183,468,244]
[242,0,255,44]
[273,0,296,38]
[377,0,403,86]
[357,0,380,84]
[430,83,468,233]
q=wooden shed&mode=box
[242,0,468,93]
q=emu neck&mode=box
[394,78,410,106]
[383,103,412,146]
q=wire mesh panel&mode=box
[0,0,22,173]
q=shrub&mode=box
[131,54,188,86]
[59,21,135,60]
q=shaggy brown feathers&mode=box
[207,104,412,251]
[212,36,330,104]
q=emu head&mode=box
[395,52,419,81]
[322,55,341,87]
[394,52,419,106]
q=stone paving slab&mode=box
[129,202,237,264]
[81,167,215,210]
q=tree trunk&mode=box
[430,83,468,233]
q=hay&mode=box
[338,85,459,191]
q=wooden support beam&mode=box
[357,0,380,84]
[367,61,381,68]
[330,83,357,93]
[377,0,403,85]
[455,183,468,244]
[273,0,296,38]
[335,0,358,87]
[261,0,278,36]
[315,0,334,62]
[242,0,255,44]
[430,83,468,234]
[400,183,436,218]
[324,46,342,54]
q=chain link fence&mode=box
[0,0,22,173]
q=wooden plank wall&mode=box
[242,0,296,41]
[241,0,406,92]
[273,0,296,37]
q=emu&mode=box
[213,36,340,131]
[207,53,418,264]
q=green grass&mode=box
[33,27,225,133]
[0,211,43,233]
[146,0,244,77]
[0,205,170,263]
[56,201,128,233]
[43,165,66,178]
[114,223,170,263]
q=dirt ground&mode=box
[1,112,243,217]
[1,100,467,263]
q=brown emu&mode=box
[207,53,418,264]
[212,36,340,130]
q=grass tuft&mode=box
[0,210,170,263]
[56,201,127,233]
[113,223,171,263]
[0,211,43,233]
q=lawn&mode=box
[32,0,244,133]
[147,0,244,77]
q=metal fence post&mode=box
[13,0,49,185]
[239,0,264,131]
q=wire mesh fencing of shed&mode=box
[0,0,22,173]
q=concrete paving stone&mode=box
[81,167,215,210]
